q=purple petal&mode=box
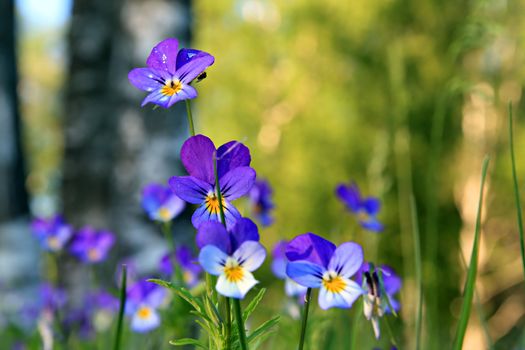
[217,141,251,178]
[286,261,324,288]
[327,242,364,278]
[146,38,179,74]
[192,203,219,229]
[141,88,173,108]
[165,84,198,108]
[272,240,288,260]
[169,176,211,204]
[128,68,163,92]
[230,218,259,251]
[176,49,213,70]
[180,135,216,184]
[380,265,402,295]
[285,233,336,268]
[362,197,381,215]
[196,221,230,253]
[219,167,256,201]
[175,53,215,84]
[360,217,384,233]
[336,183,361,212]
[271,258,287,280]
[222,200,243,230]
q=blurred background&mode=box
[1,0,525,348]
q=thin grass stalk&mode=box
[452,156,489,349]
[508,103,525,280]
[113,265,127,350]
[410,195,423,350]
[298,288,312,350]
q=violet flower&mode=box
[128,38,214,108]
[249,179,274,226]
[271,240,307,298]
[125,280,167,333]
[40,283,67,313]
[69,227,115,264]
[197,218,266,299]
[31,215,73,252]
[285,233,365,310]
[169,135,256,230]
[159,245,202,287]
[355,262,402,339]
[141,183,185,222]
[336,182,384,232]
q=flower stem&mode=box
[161,222,182,284]
[113,265,127,350]
[298,288,312,350]
[410,195,423,350]
[185,100,195,136]
[233,298,248,350]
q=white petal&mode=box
[233,241,266,272]
[318,278,364,310]
[130,307,160,333]
[199,245,228,276]
[371,317,381,339]
[216,269,258,299]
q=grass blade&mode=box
[508,103,525,280]
[452,156,490,350]
[113,264,127,350]
[410,195,423,350]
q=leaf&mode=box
[452,156,490,350]
[247,316,280,345]
[242,288,266,321]
[169,338,207,349]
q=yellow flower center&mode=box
[322,272,346,294]
[88,248,100,261]
[205,193,226,214]
[47,237,60,250]
[161,79,182,96]
[224,259,244,283]
[137,306,152,320]
[157,207,172,221]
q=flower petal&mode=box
[328,242,364,279]
[318,278,364,310]
[141,88,172,108]
[222,199,242,230]
[233,241,266,272]
[230,218,259,250]
[169,176,211,204]
[216,269,258,299]
[271,258,287,280]
[360,217,384,232]
[165,84,198,108]
[196,221,230,253]
[131,306,160,333]
[146,38,179,74]
[336,183,361,212]
[128,68,163,92]
[217,141,251,178]
[220,167,256,201]
[285,278,308,297]
[381,265,402,295]
[286,261,324,288]
[199,245,228,276]
[176,49,213,70]
[180,135,216,184]
[191,203,218,229]
[175,53,215,84]
[362,197,381,215]
[285,233,336,268]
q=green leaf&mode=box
[242,288,266,321]
[169,338,207,349]
[247,316,280,345]
[452,156,490,350]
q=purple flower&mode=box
[271,240,307,298]
[249,179,274,226]
[40,283,67,313]
[141,183,185,222]
[31,215,73,252]
[169,135,256,230]
[336,182,383,232]
[197,218,266,299]
[355,262,402,339]
[125,280,167,333]
[69,227,115,264]
[128,38,214,108]
[159,245,202,287]
[285,233,365,310]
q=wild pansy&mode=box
[128,38,214,108]
[355,262,402,339]
[271,240,307,298]
[31,215,73,252]
[169,135,256,230]
[141,183,185,222]
[69,227,115,264]
[125,280,167,333]
[285,233,365,310]
[65,291,118,338]
[249,179,274,226]
[197,218,266,299]
[336,182,384,232]
[159,245,202,287]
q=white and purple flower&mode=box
[69,227,115,264]
[271,240,307,298]
[31,215,73,252]
[128,38,214,108]
[159,245,202,288]
[141,183,185,222]
[125,280,167,333]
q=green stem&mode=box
[509,103,525,281]
[233,298,248,350]
[161,222,182,284]
[185,100,195,136]
[225,297,232,350]
[410,195,423,350]
[298,288,312,350]
[383,316,399,348]
[113,265,127,350]
[349,303,362,350]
